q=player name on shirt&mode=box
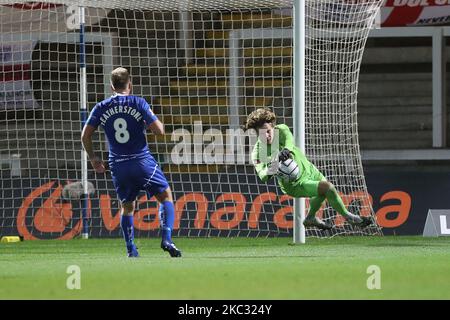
[99,105,143,126]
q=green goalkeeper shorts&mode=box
[279,163,326,198]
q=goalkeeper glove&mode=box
[267,160,280,176]
[278,148,292,162]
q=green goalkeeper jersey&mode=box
[251,124,317,191]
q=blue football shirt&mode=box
[86,94,158,162]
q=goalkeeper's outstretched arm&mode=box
[252,143,279,183]
[254,161,271,183]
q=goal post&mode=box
[0,0,383,240]
[79,5,89,239]
[293,0,306,244]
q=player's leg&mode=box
[140,159,181,258]
[294,163,372,229]
[154,187,181,257]
[308,195,326,219]
[155,188,175,244]
[120,201,139,258]
[285,165,332,230]
[111,163,140,258]
[317,181,372,228]
[296,180,332,230]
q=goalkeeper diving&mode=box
[245,108,372,230]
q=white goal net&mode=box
[0,0,383,240]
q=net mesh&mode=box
[0,0,383,239]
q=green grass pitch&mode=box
[1,236,449,299]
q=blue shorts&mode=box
[110,157,169,203]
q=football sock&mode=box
[160,201,175,243]
[307,195,325,218]
[120,214,135,249]
[325,186,350,217]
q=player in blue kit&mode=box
[81,67,181,258]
